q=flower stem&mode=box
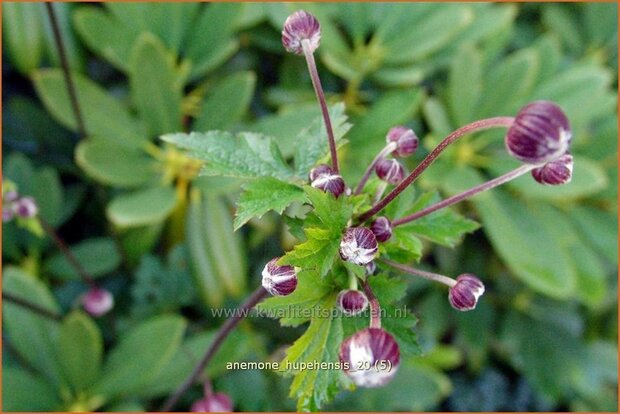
[160,286,268,411]
[356,117,515,223]
[392,163,536,227]
[353,142,397,195]
[362,281,381,329]
[2,292,63,321]
[302,39,339,173]
[379,258,456,288]
[45,3,87,140]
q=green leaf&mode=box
[31,167,64,226]
[448,44,482,125]
[44,237,121,280]
[234,177,307,230]
[3,2,44,75]
[397,192,480,247]
[2,367,60,411]
[570,206,618,263]
[162,131,294,180]
[32,69,146,145]
[281,295,343,411]
[58,311,103,391]
[195,71,256,131]
[76,139,156,188]
[382,227,424,263]
[293,103,351,177]
[2,267,63,385]
[93,315,186,398]
[130,34,184,138]
[107,186,178,227]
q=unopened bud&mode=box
[448,274,485,311]
[15,196,38,218]
[339,227,378,266]
[82,287,114,317]
[311,172,346,198]
[282,10,321,55]
[309,164,333,182]
[261,257,298,296]
[337,289,369,316]
[191,393,233,412]
[375,159,405,185]
[386,126,418,158]
[370,217,392,242]
[531,153,573,186]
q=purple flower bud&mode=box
[531,153,573,186]
[261,257,298,296]
[375,159,405,185]
[282,10,321,55]
[448,274,485,312]
[82,287,114,317]
[4,190,19,203]
[339,227,378,266]
[2,204,15,222]
[339,328,400,387]
[191,393,233,412]
[309,164,333,182]
[505,101,571,164]
[15,196,38,218]
[365,261,377,277]
[370,216,392,242]
[386,126,419,158]
[337,289,369,316]
[311,173,346,198]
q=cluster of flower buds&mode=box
[3,189,38,223]
[309,164,346,198]
[81,287,114,317]
[261,257,298,297]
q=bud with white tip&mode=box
[339,227,378,266]
[375,159,405,185]
[339,327,400,387]
[310,169,346,198]
[386,126,419,158]
[15,196,38,218]
[337,289,369,316]
[448,274,485,311]
[531,153,573,186]
[261,257,298,296]
[82,287,114,317]
[282,10,321,55]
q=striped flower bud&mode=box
[309,164,333,182]
[386,126,419,158]
[82,287,114,317]
[191,393,233,412]
[505,101,571,164]
[448,274,485,311]
[261,257,298,296]
[337,289,369,316]
[282,10,321,55]
[375,159,405,185]
[531,153,573,186]
[339,328,400,387]
[311,172,346,198]
[339,227,378,266]
[370,216,392,242]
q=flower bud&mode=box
[370,216,392,242]
[339,227,378,266]
[531,153,573,186]
[365,261,377,277]
[448,274,485,311]
[82,287,114,317]
[261,257,298,296]
[375,159,405,185]
[339,328,400,387]
[4,190,19,203]
[386,126,419,158]
[505,101,571,164]
[311,172,346,198]
[308,164,333,182]
[337,289,369,316]
[2,204,15,222]
[191,393,233,412]
[282,10,321,55]
[15,196,38,218]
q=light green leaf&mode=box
[570,206,618,264]
[33,69,146,145]
[195,71,256,131]
[107,186,178,227]
[3,2,44,75]
[293,103,351,177]
[130,34,183,138]
[234,177,307,230]
[93,315,186,398]
[58,311,103,391]
[162,131,293,180]
[2,367,60,411]
[76,139,156,188]
[31,167,64,226]
[448,44,482,125]
[44,237,121,280]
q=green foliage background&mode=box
[2,2,618,412]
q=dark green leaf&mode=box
[107,186,178,227]
[2,367,60,411]
[44,237,121,280]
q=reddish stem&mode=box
[362,281,381,329]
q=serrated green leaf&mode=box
[162,131,294,180]
[44,237,121,280]
[234,177,307,230]
[397,192,480,247]
[293,103,351,177]
[107,186,178,227]
[382,226,423,263]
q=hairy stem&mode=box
[45,3,87,139]
[3,292,63,321]
[302,39,339,173]
[39,217,96,287]
[392,163,535,227]
[362,281,381,329]
[353,142,398,195]
[357,117,515,222]
[379,258,456,288]
[160,286,268,411]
